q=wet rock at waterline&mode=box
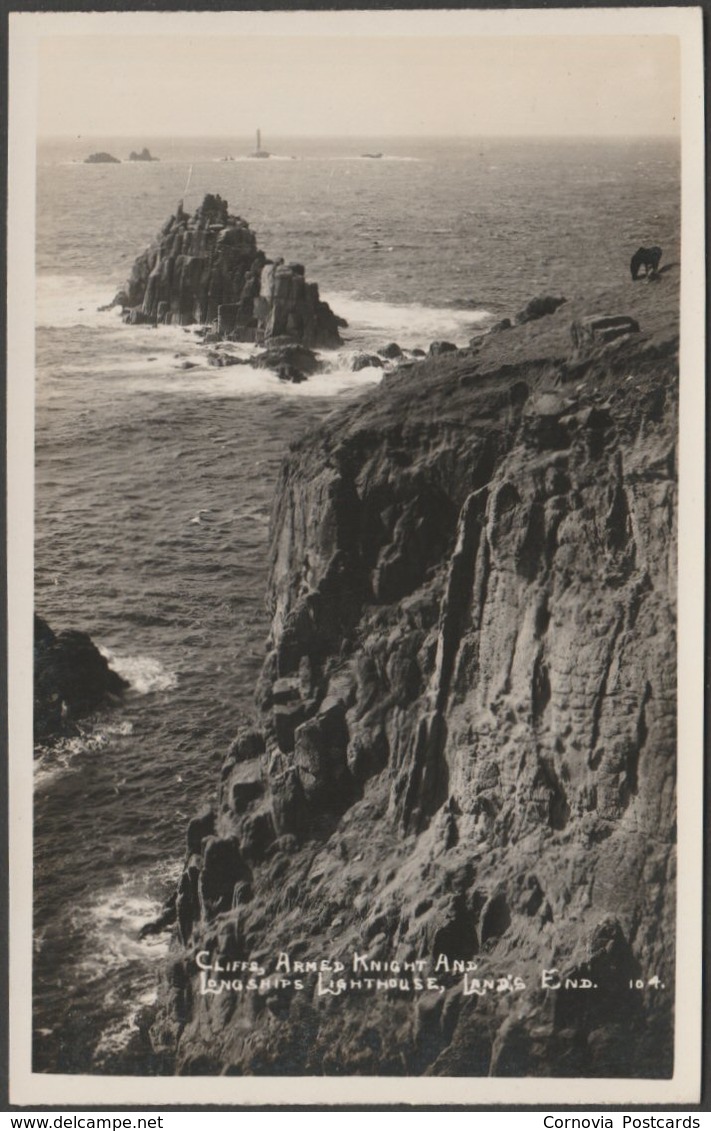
[428,339,458,356]
[350,352,385,372]
[34,614,128,740]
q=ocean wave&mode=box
[34,748,76,788]
[38,332,212,382]
[34,718,135,788]
[91,1003,151,1064]
[38,860,181,1067]
[324,292,491,350]
[99,648,178,694]
[119,361,382,400]
[282,368,383,396]
[104,720,135,736]
[34,729,111,787]
[73,877,176,978]
[36,275,124,330]
[66,863,181,1067]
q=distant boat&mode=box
[362,152,383,159]
[250,129,270,159]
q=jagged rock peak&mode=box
[114,194,344,349]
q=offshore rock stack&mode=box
[114,194,344,349]
[34,614,127,740]
[147,270,678,1077]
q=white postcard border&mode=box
[7,6,705,1107]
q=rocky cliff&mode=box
[34,614,128,740]
[150,272,678,1077]
[115,194,343,348]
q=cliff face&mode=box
[151,276,678,1077]
[115,194,343,348]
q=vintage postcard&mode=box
[7,7,705,1107]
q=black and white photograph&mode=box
[7,7,705,1106]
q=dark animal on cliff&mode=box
[630,246,662,280]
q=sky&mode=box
[36,28,680,139]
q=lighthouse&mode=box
[251,128,270,159]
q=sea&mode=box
[32,134,680,1073]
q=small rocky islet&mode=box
[128,147,159,162]
[65,195,678,1075]
[83,147,159,164]
[112,193,344,344]
[84,152,121,164]
[34,614,127,741]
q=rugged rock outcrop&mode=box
[150,274,678,1077]
[34,614,128,740]
[515,294,567,324]
[350,353,384,372]
[129,148,159,162]
[571,314,640,350]
[114,194,343,348]
[378,343,403,360]
[428,339,458,356]
[250,343,321,377]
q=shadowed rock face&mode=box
[34,615,128,740]
[151,276,678,1078]
[115,194,343,349]
[515,294,567,325]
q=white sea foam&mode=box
[327,349,394,378]
[34,750,75,788]
[36,275,124,330]
[99,648,178,694]
[75,885,173,975]
[69,862,181,1068]
[283,367,383,396]
[36,274,489,397]
[103,720,135,737]
[34,730,112,787]
[92,986,160,1064]
[34,718,136,787]
[123,362,382,400]
[68,865,180,1065]
[325,292,491,350]
[92,1011,144,1062]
